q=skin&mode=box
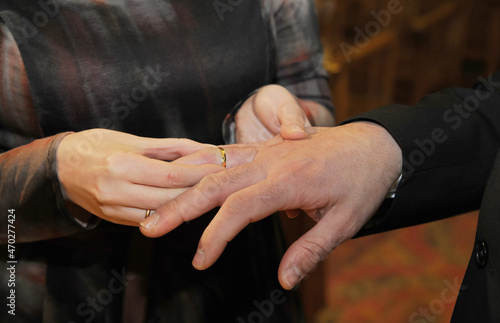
[56,129,224,226]
[140,122,403,290]
[235,84,334,143]
[56,85,330,226]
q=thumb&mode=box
[253,85,309,140]
[278,100,310,140]
[278,218,340,290]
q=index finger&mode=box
[139,161,266,237]
[124,154,225,188]
[172,144,260,169]
[138,138,214,160]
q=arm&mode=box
[1,129,226,244]
[140,124,402,289]
[0,133,95,244]
[141,72,500,290]
[351,71,500,235]
[0,24,224,243]
[0,23,87,243]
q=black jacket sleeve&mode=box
[344,71,500,236]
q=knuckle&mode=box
[202,147,220,164]
[93,176,115,205]
[287,158,313,173]
[253,86,275,107]
[191,174,224,208]
[187,147,217,164]
[165,198,188,223]
[225,165,255,185]
[257,180,283,204]
[259,84,284,97]
[180,138,193,146]
[179,138,198,152]
[99,205,117,220]
[104,152,129,175]
[164,169,181,186]
[201,174,225,194]
[224,194,254,221]
[272,167,300,186]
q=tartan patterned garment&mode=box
[0,0,332,322]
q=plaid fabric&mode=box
[0,1,332,322]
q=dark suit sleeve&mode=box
[343,71,500,236]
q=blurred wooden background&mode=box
[281,0,500,322]
[316,0,499,122]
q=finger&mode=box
[99,205,156,226]
[285,209,301,219]
[139,162,266,237]
[171,145,222,165]
[96,181,188,210]
[190,178,295,270]
[277,100,309,140]
[253,85,308,139]
[278,208,357,290]
[136,137,213,160]
[108,153,224,188]
[129,186,189,209]
[172,145,259,169]
[298,99,335,127]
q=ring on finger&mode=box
[145,209,154,218]
[218,147,227,168]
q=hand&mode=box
[140,122,402,289]
[234,85,333,143]
[56,129,224,226]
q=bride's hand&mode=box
[56,129,224,226]
[234,85,312,143]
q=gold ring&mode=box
[145,209,152,218]
[218,147,226,168]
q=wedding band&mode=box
[218,147,227,168]
[145,209,152,218]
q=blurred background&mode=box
[280,0,500,322]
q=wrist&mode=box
[355,121,403,193]
[223,88,261,144]
[55,132,76,201]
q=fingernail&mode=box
[282,266,303,289]
[290,124,306,134]
[140,211,159,230]
[192,248,205,269]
